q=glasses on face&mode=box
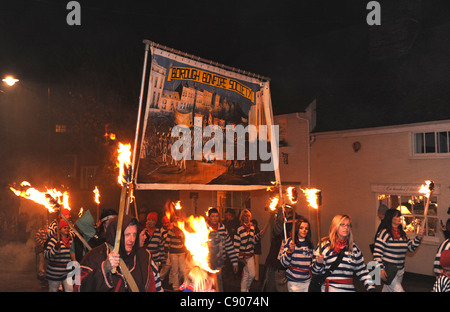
[339,223,352,228]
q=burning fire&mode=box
[178,216,219,274]
[117,142,132,186]
[269,196,279,211]
[419,180,433,198]
[10,181,71,212]
[301,188,321,209]
[286,186,298,204]
[93,186,100,204]
[173,200,182,210]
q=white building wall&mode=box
[311,120,450,276]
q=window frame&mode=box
[411,130,450,158]
[372,183,441,244]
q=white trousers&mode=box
[169,252,186,290]
[382,268,405,292]
[48,279,73,292]
[241,256,256,292]
[287,280,310,292]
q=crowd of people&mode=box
[33,202,450,292]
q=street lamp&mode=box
[2,76,19,86]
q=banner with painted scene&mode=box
[135,41,278,191]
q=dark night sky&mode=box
[1,0,450,132]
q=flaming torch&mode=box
[301,188,322,253]
[93,186,100,222]
[286,187,298,205]
[173,200,182,211]
[10,181,91,251]
[418,180,435,234]
[112,142,133,274]
[286,186,299,241]
[269,196,279,212]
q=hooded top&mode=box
[105,215,138,266]
[77,215,161,292]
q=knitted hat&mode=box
[61,208,71,217]
[59,219,69,229]
[440,250,450,270]
[147,212,158,222]
[162,216,170,223]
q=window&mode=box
[377,194,438,238]
[80,166,98,190]
[55,124,67,133]
[414,131,450,155]
[216,191,251,219]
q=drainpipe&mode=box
[295,113,311,188]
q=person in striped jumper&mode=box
[44,219,74,292]
[432,249,450,292]
[311,214,375,292]
[139,212,166,268]
[433,238,450,276]
[166,215,187,290]
[34,222,48,280]
[234,209,265,292]
[206,207,238,292]
[280,217,316,292]
[159,216,171,282]
[373,208,424,292]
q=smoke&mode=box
[0,236,36,272]
[0,210,45,274]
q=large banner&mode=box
[135,42,278,190]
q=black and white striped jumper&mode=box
[207,223,238,265]
[311,240,375,292]
[44,235,73,281]
[373,229,422,270]
[432,273,450,292]
[233,224,261,260]
[142,227,166,264]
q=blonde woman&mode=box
[234,209,264,292]
[311,214,375,292]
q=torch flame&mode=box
[173,200,182,210]
[178,216,219,274]
[10,181,71,212]
[93,186,100,204]
[286,186,298,204]
[301,188,321,209]
[269,196,279,211]
[419,180,433,198]
[117,142,132,186]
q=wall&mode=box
[311,122,450,276]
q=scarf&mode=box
[391,227,401,240]
[334,238,348,253]
[242,222,252,233]
[146,226,156,237]
[61,235,71,248]
[207,221,219,232]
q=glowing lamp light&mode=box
[2,76,19,86]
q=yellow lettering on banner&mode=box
[168,66,254,102]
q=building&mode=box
[177,103,449,277]
[307,117,450,276]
